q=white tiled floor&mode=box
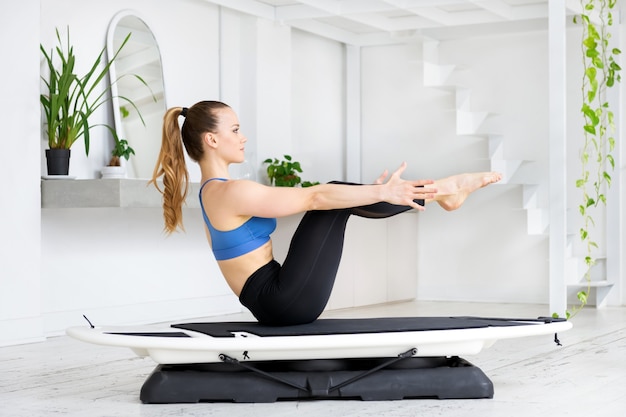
[1,301,624,417]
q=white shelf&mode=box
[41,179,201,209]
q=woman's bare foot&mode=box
[430,172,502,211]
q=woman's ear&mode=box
[203,132,218,148]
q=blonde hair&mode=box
[150,101,230,234]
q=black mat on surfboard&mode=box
[140,356,494,403]
[171,316,561,337]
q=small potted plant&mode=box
[40,27,145,176]
[101,130,135,179]
[263,155,319,187]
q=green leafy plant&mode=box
[566,0,621,319]
[263,155,319,187]
[104,128,135,167]
[109,139,134,166]
[264,155,302,187]
[40,27,147,155]
[102,108,136,167]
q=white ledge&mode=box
[41,179,201,209]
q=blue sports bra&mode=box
[199,178,277,261]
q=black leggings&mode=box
[238,182,424,326]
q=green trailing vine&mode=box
[567,0,621,319]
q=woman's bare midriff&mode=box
[216,240,275,296]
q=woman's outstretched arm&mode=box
[204,162,436,223]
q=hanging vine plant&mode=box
[568,0,621,318]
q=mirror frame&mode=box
[106,9,166,178]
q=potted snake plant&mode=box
[40,26,143,176]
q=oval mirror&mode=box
[107,11,166,179]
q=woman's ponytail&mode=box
[150,107,189,234]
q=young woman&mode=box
[151,100,501,326]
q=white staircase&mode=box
[423,38,543,228]
[422,38,613,306]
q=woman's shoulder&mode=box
[205,179,270,201]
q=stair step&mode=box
[567,280,614,307]
[568,280,613,288]
[566,256,607,282]
[523,184,543,209]
[423,62,456,86]
[457,110,490,135]
[490,159,523,184]
[526,208,549,235]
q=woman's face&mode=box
[213,107,247,163]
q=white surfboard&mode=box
[66,316,572,364]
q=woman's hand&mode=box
[379,162,436,210]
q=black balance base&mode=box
[140,355,494,403]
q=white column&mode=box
[346,44,361,183]
[0,0,44,346]
[607,8,624,305]
[548,0,568,316]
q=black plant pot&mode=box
[46,149,71,176]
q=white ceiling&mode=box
[205,0,572,45]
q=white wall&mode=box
[0,0,43,345]
[291,29,346,184]
[40,207,236,333]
